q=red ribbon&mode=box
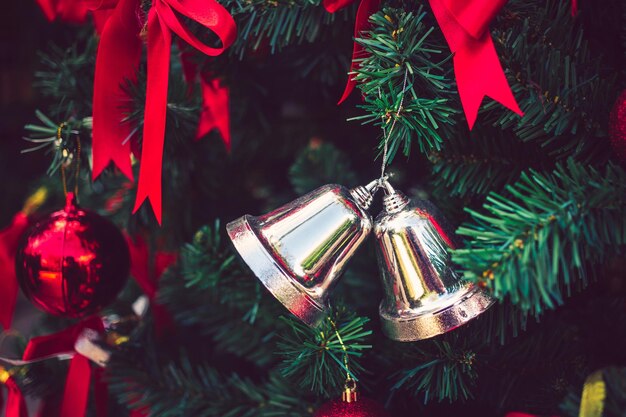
[178,46,232,148]
[0,213,29,330]
[36,0,90,23]
[130,0,236,224]
[325,0,523,129]
[1,374,28,417]
[20,317,106,417]
[36,0,116,33]
[125,234,177,335]
[428,0,523,128]
[91,0,143,183]
[323,0,380,104]
[196,76,231,148]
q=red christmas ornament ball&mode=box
[609,90,626,163]
[313,397,390,417]
[15,193,130,317]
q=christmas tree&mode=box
[0,0,625,416]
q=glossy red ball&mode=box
[313,397,390,417]
[15,194,129,317]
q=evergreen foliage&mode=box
[4,0,625,415]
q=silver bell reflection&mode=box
[375,182,493,341]
[227,182,376,327]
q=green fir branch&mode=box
[390,334,480,403]
[429,127,548,198]
[277,311,372,397]
[34,34,97,118]
[226,0,351,58]
[452,160,626,318]
[350,8,458,163]
[23,111,92,176]
[108,348,310,417]
[487,0,616,154]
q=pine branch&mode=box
[487,0,617,156]
[428,127,548,199]
[225,0,352,58]
[108,345,310,417]
[277,311,372,397]
[350,7,458,163]
[452,160,626,319]
[158,223,281,366]
[22,111,92,176]
[389,333,480,403]
[34,33,97,118]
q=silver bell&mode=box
[374,182,493,341]
[226,182,376,327]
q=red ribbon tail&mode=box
[0,213,29,329]
[60,355,92,417]
[132,9,172,225]
[5,376,28,417]
[36,0,57,20]
[91,0,142,182]
[196,77,231,150]
[336,0,381,105]
[125,234,156,298]
[429,0,522,130]
[94,367,109,417]
[571,0,578,15]
[454,36,523,129]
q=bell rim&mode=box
[379,285,494,342]
[226,215,329,328]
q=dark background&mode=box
[0,2,64,226]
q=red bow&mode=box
[0,213,29,330]
[20,317,106,417]
[0,370,27,417]
[91,0,236,225]
[325,0,523,129]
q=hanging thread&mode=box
[378,67,410,188]
[59,123,81,198]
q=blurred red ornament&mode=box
[15,193,129,317]
[609,90,626,163]
[313,391,389,417]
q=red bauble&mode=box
[313,397,390,417]
[15,193,130,317]
[609,90,626,163]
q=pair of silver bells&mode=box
[226,180,493,341]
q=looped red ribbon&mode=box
[91,0,236,225]
[19,317,105,417]
[130,0,236,224]
[325,0,523,129]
